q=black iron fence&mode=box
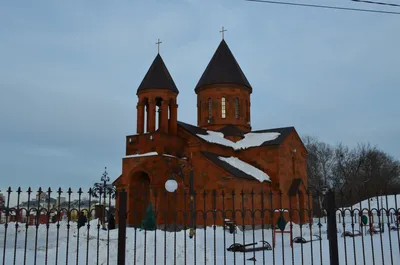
[0,187,399,265]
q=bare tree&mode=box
[303,136,335,215]
[330,143,400,206]
[303,135,400,211]
[359,148,400,196]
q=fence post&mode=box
[326,189,339,265]
[117,190,127,265]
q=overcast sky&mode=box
[0,0,399,190]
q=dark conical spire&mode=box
[195,40,252,93]
[137,54,179,95]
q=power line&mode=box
[245,0,400,15]
[352,0,400,7]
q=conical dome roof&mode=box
[137,54,179,95]
[195,40,252,93]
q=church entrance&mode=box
[130,171,151,228]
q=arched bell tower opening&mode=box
[142,97,148,133]
[154,96,172,132]
[155,97,162,131]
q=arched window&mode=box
[221,97,226,119]
[235,98,239,119]
[208,98,212,119]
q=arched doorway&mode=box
[130,171,151,228]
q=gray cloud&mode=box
[0,0,399,189]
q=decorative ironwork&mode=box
[91,167,116,199]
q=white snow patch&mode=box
[353,195,400,210]
[340,195,400,213]
[274,209,289,212]
[218,156,271,182]
[1,219,398,265]
[197,130,280,150]
[162,154,177,159]
[337,195,400,225]
[124,152,178,159]
[124,152,158,158]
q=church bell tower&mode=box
[136,44,179,135]
[195,36,252,133]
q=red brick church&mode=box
[113,37,309,227]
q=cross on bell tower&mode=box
[219,26,227,40]
[156,38,162,54]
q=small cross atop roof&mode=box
[156,38,162,54]
[220,26,227,40]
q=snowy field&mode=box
[1,218,399,265]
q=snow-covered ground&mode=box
[1,218,399,265]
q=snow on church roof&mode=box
[124,152,158,158]
[177,121,294,150]
[218,156,270,182]
[124,151,271,183]
[197,130,281,150]
[201,151,271,182]
[124,152,177,159]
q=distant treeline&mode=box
[303,136,400,214]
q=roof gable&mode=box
[275,127,307,154]
[137,54,179,95]
[195,40,252,92]
[251,127,295,146]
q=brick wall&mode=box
[196,84,251,132]
[115,125,310,227]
